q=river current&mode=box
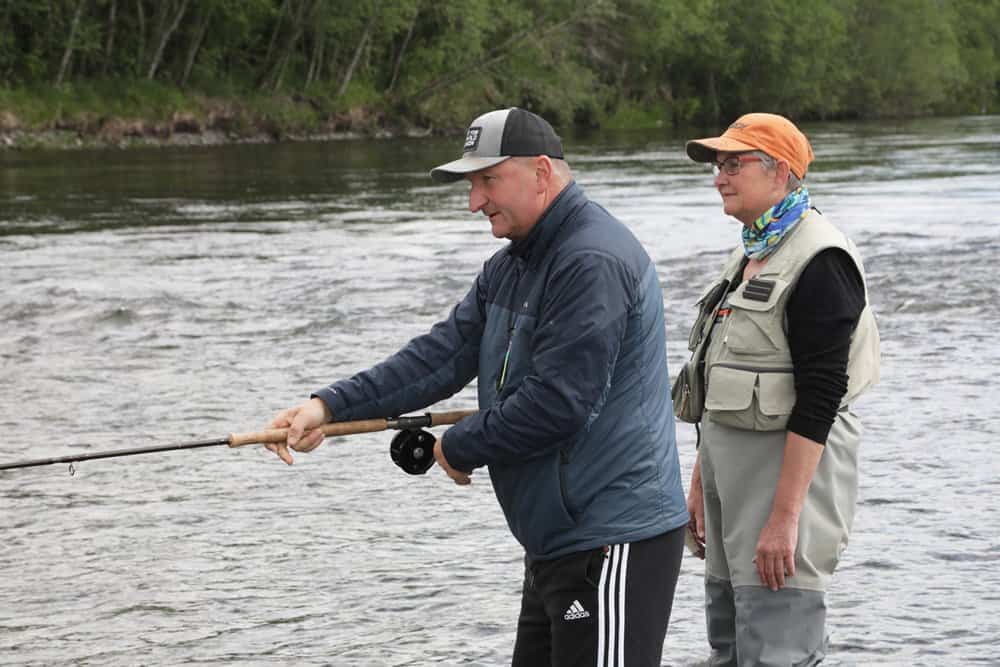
[1,115,998,665]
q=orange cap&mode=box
[686,113,814,179]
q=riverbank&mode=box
[0,85,443,151]
[0,114,430,151]
[2,82,992,153]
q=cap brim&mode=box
[685,137,759,163]
[429,155,511,183]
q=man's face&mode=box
[466,158,544,241]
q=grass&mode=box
[0,79,334,136]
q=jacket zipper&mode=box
[496,262,524,394]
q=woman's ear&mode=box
[775,159,792,190]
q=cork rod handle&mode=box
[226,409,477,448]
[429,409,478,426]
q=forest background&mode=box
[1,0,998,147]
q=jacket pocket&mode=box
[704,364,795,432]
[492,453,576,556]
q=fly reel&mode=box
[389,428,436,475]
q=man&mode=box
[267,107,688,666]
[678,113,880,666]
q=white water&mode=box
[1,115,998,665]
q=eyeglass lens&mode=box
[712,157,742,176]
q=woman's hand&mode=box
[686,455,706,559]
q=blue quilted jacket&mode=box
[315,182,688,559]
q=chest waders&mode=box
[685,211,880,667]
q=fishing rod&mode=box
[0,409,477,475]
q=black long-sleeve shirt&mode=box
[783,247,866,444]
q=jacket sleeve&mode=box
[312,271,486,421]
[442,250,632,471]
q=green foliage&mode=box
[843,0,966,117]
[0,78,194,122]
[949,0,1000,113]
[0,0,996,137]
[603,103,670,130]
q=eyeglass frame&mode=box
[711,154,764,176]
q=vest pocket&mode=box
[721,279,791,354]
[721,312,777,354]
[704,364,794,432]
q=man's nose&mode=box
[469,185,487,213]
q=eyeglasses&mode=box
[712,155,763,176]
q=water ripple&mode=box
[2,116,999,666]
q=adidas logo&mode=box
[563,599,590,621]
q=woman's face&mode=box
[712,152,789,226]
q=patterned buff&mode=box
[741,186,811,259]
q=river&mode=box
[1,115,998,666]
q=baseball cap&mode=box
[686,113,814,179]
[430,107,564,183]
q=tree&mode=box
[843,0,965,116]
[0,0,995,129]
[55,0,88,85]
[949,0,1000,113]
[146,0,191,80]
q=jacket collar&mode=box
[508,181,585,266]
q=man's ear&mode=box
[533,155,554,190]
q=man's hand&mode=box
[264,397,331,465]
[433,438,470,485]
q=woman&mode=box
[677,113,880,666]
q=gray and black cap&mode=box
[430,107,564,183]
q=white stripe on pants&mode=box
[597,543,630,666]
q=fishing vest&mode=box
[697,209,880,432]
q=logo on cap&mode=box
[464,127,482,153]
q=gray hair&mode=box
[751,150,802,192]
[551,158,573,182]
[512,155,573,184]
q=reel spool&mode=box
[389,429,436,475]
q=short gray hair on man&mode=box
[511,155,573,184]
[751,150,803,192]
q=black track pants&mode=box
[511,526,685,667]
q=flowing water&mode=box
[1,115,998,666]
